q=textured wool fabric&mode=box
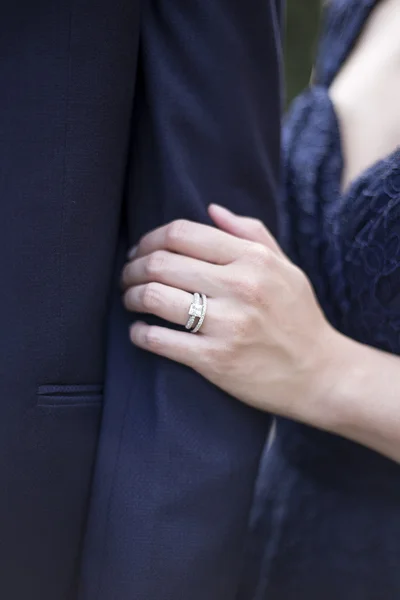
[0,2,282,599]
[79,3,283,600]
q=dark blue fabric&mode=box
[0,2,281,599]
[76,2,282,600]
[245,1,400,599]
[0,2,141,599]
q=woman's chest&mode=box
[283,89,400,352]
[328,0,400,192]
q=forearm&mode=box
[310,331,400,462]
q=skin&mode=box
[121,205,400,465]
[122,0,400,464]
[329,0,400,192]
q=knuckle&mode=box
[249,243,272,266]
[206,342,237,376]
[144,327,163,351]
[165,219,190,247]
[141,283,162,311]
[230,311,252,339]
[203,344,224,371]
[250,218,266,237]
[208,342,238,380]
[121,262,133,287]
[218,266,238,290]
[145,251,167,278]
[235,273,265,304]
[123,287,135,310]
[295,265,312,295]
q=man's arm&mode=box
[79,2,284,599]
[126,2,283,598]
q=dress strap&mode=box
[315,0,379,88]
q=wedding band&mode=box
[191,294,207,333]
[185,292,207,334]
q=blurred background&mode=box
[285,0,323,104]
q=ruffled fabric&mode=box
[250,2,400,598]
[282,0,400,350]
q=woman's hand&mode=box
[121,205,400,461]
[121,205,341,421]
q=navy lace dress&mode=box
[248,2,400,599]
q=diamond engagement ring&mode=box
[185,293,207,334]
[185,293,201,330]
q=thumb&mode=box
[208,204,284,256]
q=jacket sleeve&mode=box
[79,2,284,599]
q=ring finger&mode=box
[123,282,215,334]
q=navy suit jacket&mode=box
[0,2,282,599]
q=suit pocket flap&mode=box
[37,384,103,407]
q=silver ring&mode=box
[185,292,201,330]
[185,293,207,334]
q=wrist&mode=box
[301,326,361,434]
[288,324,400,462]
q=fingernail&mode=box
[127,245,137,260]
[210,204,234,215]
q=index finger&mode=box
[134,219,248,265]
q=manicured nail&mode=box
[127,245,137,260]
